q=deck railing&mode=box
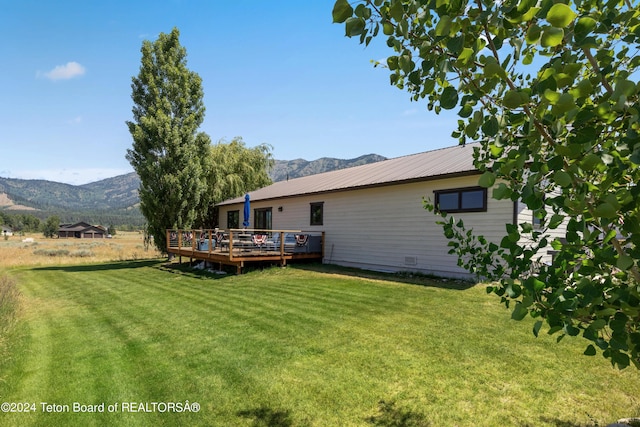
[166,228,324,260]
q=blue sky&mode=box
[0,0,459,185]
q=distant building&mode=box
[1,225,13,237]
[58,222,106,239]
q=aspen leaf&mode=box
[526,24,542,44]
[553,171,571,187]
[546,4,577,28]
[550,92,576,114]
[389,0,404,21]
[584,345,597,356]
[541,27,564,47]
[549,214,565,229]
[436,16,452,37]
[595,202,617,218]
[345,17,366,36]
[478,171,496,188]
[580,153,602,171]
[574,16,597,41]
[440,86,458,109]
[482,116,499,136]
[332,0,354,23]
[617,254,634,271]
[533,320,543,337]
[511,303,529,321]
[503,90,528,109]
[493,183,511,199]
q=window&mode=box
[227,210,239,229]
[254,208,272,230]
[434,187,487,213]
[310,202,324,226]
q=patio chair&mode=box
[214,232,225,249]
[251,234,268,252]
[292,234,310,253]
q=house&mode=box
[216,143,565,279]
[1,225,12,237]
[58,222,106,239]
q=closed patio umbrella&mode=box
[243,193,250,228]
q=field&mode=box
[0,236,639,426]
[0,232,162,267]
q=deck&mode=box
[166,229,324,273]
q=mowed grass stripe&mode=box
[11,263,396,424]
[10,268,175,426]
[3,261,640,426]
[5,264,441,425]
[11,268,204,425]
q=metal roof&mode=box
[217,143,480,206]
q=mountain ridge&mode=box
[0,154,386,224]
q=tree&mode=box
[126,27,211,253]
[43,216,60,238]
[197,137,274,227]
[334,0,640,368]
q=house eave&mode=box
[217,170,481,207]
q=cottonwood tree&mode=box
[197,137,273,227]
[126,28,211,253]
[42,216,60,238]
[334,0,640,368]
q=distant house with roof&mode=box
[216,143,565,279]
[58,222,106,239]
[1,225,12,237]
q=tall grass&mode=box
[0,275,20,334]
[0,232,162,267]
[0,274,21,379]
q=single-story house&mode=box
[216,143,565,279]
[1,225,13,236]
[58,222,106,239]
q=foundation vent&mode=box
[404,256,418,266]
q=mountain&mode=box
[0,173,143,226]
[270,154,387,182]
[0,154,386,224]
[0,173,140,212]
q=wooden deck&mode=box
[166,229,324,273]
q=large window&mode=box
[310,202,324,226]
[254,208,272,230]
[434,187,487,213]
[227,210,239,229]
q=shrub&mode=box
[33,249,70,257]
[70,250,95,258]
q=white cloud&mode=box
[402,109,418,116]
[67,116,83,124]
[41,61,86,81]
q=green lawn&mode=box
[1,261,639,426]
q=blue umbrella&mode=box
[242,193,250,228]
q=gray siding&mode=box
[515,189,568,265]
[219,175,516,279]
